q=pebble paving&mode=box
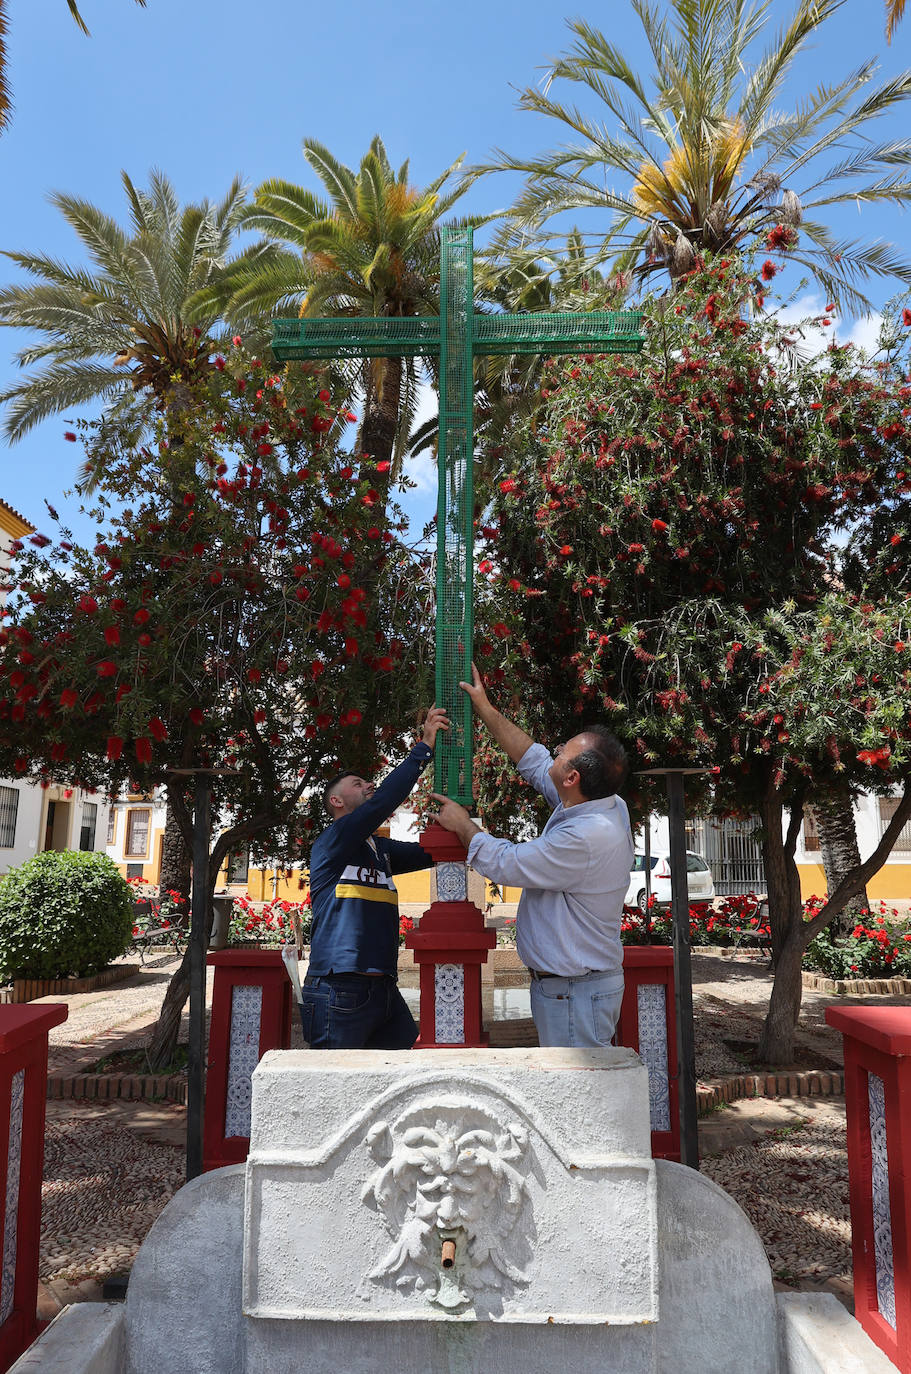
[40,1111,184,1285]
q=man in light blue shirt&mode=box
[431,666,633,1048]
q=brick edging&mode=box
[0,963,141,1005]
[802,971,911,996]
[47,1073,187,1105]
[697,1068,843,1115]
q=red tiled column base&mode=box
[617,947,680,1162]
[826,1006,911,1373]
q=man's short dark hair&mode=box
[568,726,628,800]
[323,770,359,815]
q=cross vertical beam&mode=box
[435,229,475,804]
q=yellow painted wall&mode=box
[239,868,520,907]
[798,862,911,904]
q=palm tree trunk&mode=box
[809,785,869,935]
[358,356,402,486]
[158,795,191,923]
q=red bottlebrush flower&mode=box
[377,656,393,671]
[499,478,518,494]
[318,389,331,403]
[316,712,331,730]
[64,430,77,442]
[104,625,120,646]
[651,518,669,533]
[30,533,51,548]
[276,659,289,674]
[214,356,226,371]
[183,492,195,507]
[247,668,262,683]
[825,302,836,312]
[209,570,223,586]
[138,633,151,647]
[345,411,357,422]
[367,526,380,540]
[346,708,363,727]
[478,559,493,574]
[188,707,204,726]
[895,641,906,652]
[559,545,573,556]
[115,684,132,703]
[760,260,777,281]
[232,335,242,347]
[375,460,391,474]
[97,660,117,677]
[337,573,351,589]
[59,688,78,709]
[106,736,124,761]
[133,608,150,625]
[135,738,153,765]
[110,598,126,612]
[891,534,902,546]
[253,708,267,724]
[148,717,167,742]
[344,637,359,657]
[339,465,353,480]
[903,309,911,327]
[765,224,797,251]
[79,595,99,615]
[493,622,510,638]
[296,468,309,482]
[256,442,273,457]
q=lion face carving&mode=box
[360,1096,533,1309]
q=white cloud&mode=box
[772,292,884,361]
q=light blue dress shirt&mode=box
[467,742,634,978]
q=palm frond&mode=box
[303,139,360,222]
[0,362,124,441]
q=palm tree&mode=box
[886,0,905,40]
[205,136,478,486]
[485,0,911,315]
[0,1,147,133]
[0,168,246,471]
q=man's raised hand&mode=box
[458,662,491,716]
[420,705,450,749]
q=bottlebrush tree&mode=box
[474,255,911,1063]
[0,345,432,1062]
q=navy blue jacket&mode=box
[307,743,434,977]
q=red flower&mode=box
[79,595,99,615]
[651,518,669,533]
[97,660,117,677]
[337,573,351,589]
[232,335,242,347]
[58,688,77,708]
[189,707,204,726]
[903,309,911,327]
[478,559,493,574]
[318,389,331,403]
[135,738,153,765]
[247,668,261,683]
[375,460,391,474]
[133,608,150,625]
[183,492,195,507]
[104,626,120,646]
[214,356,226,371]
[344,708,362,726]
[344,637,359,657]
[256,443,273,457]
[148,717,167,742]
[760,260,777,281]
[64,431,77,442]
[493,622,510,638]
[106,737,124,761]
[559,545,573,556]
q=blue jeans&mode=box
[299,974,418,1050]
[529,970,625,1048]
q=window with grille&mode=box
[79,802,98,852]
[126,862,144,881]
[0,786,18,848]
[107,808,116,845]
[227,849,249,884]
[879,797,911,853]
[802,806,821,852]
[125,808,150,858]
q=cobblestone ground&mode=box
[35,945,881,1298]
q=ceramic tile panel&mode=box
[636,984,671,1133]
[225,985,263,1139]
[436,862,468,903]
[0,1069,25,1326]
[434,963,465,1044]
[868,1071,896,1330]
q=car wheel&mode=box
[637,889,648,916]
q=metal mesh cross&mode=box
[272,228,646,804]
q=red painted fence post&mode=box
[0,1004,67,1374]
[617,947,680,1162]
[203,951,292,1172]
[826,1006,911,1374]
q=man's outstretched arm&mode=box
[460,663,532,764]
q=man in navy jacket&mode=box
[302,705,449,1049]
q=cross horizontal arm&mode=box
[473,309,645,356]
[271,317,439,362]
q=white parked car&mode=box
[625,851,715,914]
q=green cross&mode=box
[272,228,645,805]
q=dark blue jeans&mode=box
[299,974,418,1050]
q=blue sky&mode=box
[0,0,908,542]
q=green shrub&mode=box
[0,850,134,981]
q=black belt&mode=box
[529,968,561,980]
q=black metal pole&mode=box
[186,773,210,1181]
[666,771,699,1169]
